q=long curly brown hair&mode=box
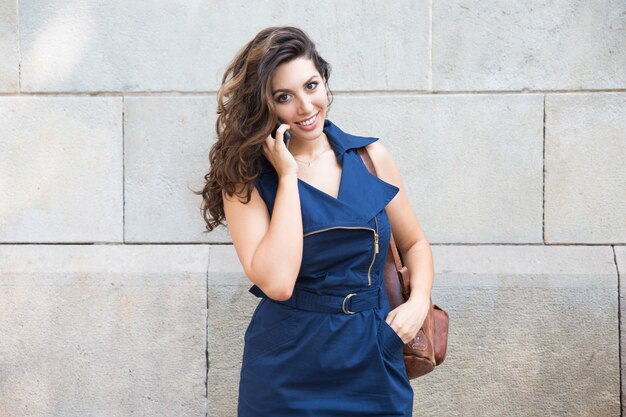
[192,26,334,233]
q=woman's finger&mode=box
[274,124,290,150]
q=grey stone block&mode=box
[207,245,254,417]
[207,367,241,417]
[433,1,626,90]
[124,96,230,243]
[0,0,19,91]
[19,0,429,92]
[276,0,430,91]
[19,1,215,93]
[328,94,544,243]
[0,244,210,417]
[415,245,619,417]
[545,93,626,243]
[207,244,619,416]
[0,97,123,242]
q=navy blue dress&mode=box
[237,118,414,416]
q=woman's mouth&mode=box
[295,111,320,130]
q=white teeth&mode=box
[296,113,317,126]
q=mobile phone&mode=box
[271,119,291,143]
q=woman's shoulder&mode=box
[362,140,403,190]
[363,140,393,171]
[364,140,386,154]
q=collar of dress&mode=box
[261,118,382,173]
[258,118,400,228]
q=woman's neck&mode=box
[289,132,332,159]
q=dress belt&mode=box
[248,284,383,315]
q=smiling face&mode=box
[270,56,328,142]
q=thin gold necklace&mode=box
[293,148,332,167]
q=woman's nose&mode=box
[297,96,314,113]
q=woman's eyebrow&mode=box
[272,75,319,95]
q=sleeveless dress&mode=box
[237,118,414,416]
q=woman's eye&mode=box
[276,82,318,104]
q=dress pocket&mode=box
[243,312,298,365]
[378,316,405,357]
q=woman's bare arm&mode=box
[365,141,434,301]
[363,140,434,340]
[222,173,303,301]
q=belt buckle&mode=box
[341,292,357,314]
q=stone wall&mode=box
[1,1,624,416]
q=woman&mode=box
[196,26,434,416]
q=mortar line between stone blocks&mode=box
[16,0,21,93]
[122,95,125,243]
[2,89,626,97]
[428,0,433,91]
[205,244,211,416]
[614,245,623,416]
[542,94,546,244]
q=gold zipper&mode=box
[303,226,376,237]
[370,216,379,286]
[303,218,379,286]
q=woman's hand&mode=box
[385,291,431,344]
[262,123,297,178]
